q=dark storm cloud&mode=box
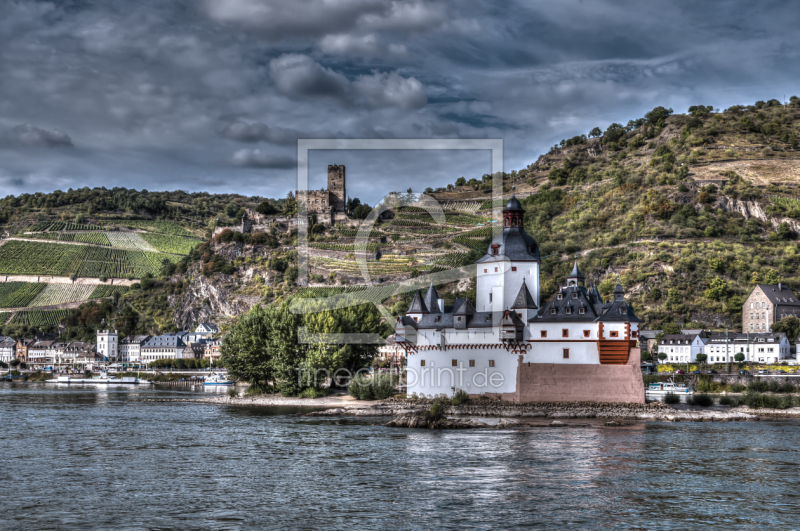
[1,0,799,202]
[7,124,73,148]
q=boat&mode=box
[203,372,234,386]
[47,370,151,385]
[646,378,693,395]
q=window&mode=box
[541,331,547,338]
[566,307,572,315]
[610,331,619,338]
[469,360,475,367]
[485,315,491,322]
[558,293,563,300]
[511,267,517,272]
[457,316,462,322]
[484,269,487,273]
[632,331,638,338]
[562,329,569,338]
[420,360,426,367]
[494,267,498,272]
[583,330,590,338]
[517,313,522,318]
[452,359,458,367]
[489,293,492,303]
[550,308,556,314]
[579,307,585,314]
[489,360,495,367]
[563,349,569,359]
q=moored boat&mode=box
[48,371,151,385]
[646,378,693,395]
[203,372,233,386]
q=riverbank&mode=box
[203,393,382,408]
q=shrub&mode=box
[373,374,398,400]
[664,392,680,404]
[691,394,714,407]
[227,387,238,398]
[747,380,769,393]
[729,383,746,392]
[298,387,327,399]
[348,373,374,400]
[719,395,737,406]
[452,389,470,406]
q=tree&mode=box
[10,358,20,368]
[662,323,682,335]
[704,277,729,300]
[772,316,800,343]
[455,177,466,187]
[602,123,626,144]
[346,197,362,212]
[352,204,372,219]
[734,353,745,363]
[588,127,602,138]
[256,201,278,216]
[282,192,297,216]
[658,352,668,363]
[644,106,673,126]
[762,269,780,285]
[696,353,708,364]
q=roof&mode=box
[505,195,523,211]
[121,335,151,344]
[423,282,441,314]
[511,280,537,309]
[143,334,187,348]
[753,284,800,306]
[660,334,697,344]
[567,261,585,280]
[0,338,16,348]
[476,227,540,263]
[707,332,788,343]
[535,284,604,323]
[407,290,428,314]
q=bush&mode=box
[691,393,714,407]
[452,389,470,406]
[664,392,680,404]
[348,373,374,400]
[298,387,327,399]
[719,395,738,406]
[373,374,398,400]
[729,383,746,392]
[227,387,238,398]
[427,397,450,421]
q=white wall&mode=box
[406,347,518,397]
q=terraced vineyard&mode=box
[308,242,383,252]
[28,221,104,232]
[29,284,96,307]
[0,240,177,278]
[428,252,471,268]
[105,232,158,252]
[139,233,201,255]
[0,282,46,308]
[89,285,128,298]
[9,309,70,326]
[0,312,9,325]
[440,201,482,213]
[106,219,196,237]
[59,233,111,246]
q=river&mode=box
[2,384,800,530]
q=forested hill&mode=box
[455,97,800,330]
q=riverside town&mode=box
[5,2,800,528]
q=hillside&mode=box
[2,96,800,339]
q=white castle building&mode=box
[395,194,645,403]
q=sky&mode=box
[2,0,800,205]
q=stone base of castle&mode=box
[483,348,645,404]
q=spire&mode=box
[566,260,585,287]
[512,279,537,309]
[407,290,428,314]
[423,281,440,313]
[613,281,625,302]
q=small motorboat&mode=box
[48,371,151,385]
[646,378,693,395]
[203,372,234,386]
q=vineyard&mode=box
[29,284,96,307]
[105,232,158,252]
[308,242,382,252]
[27,221,104,232]
[440,201,482,213]
[139,233,201,255]
[0,241,177,278]
[0,282,46,308]
[0,312,8,325]
[59,233,111,246]
[106,219,197,237]
[427,252,471,268]
[9,309,70,326]
[89,285,129,298]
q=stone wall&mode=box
[510,347,645,404]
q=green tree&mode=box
[256,201,278,216]
[734,353,745,362]
[704,277,728,300]
[455,177,466,186]
[644,106,673,126]
[588,127,602,138]
[282,192,297,215]
[658,352,668,363]
[696,353,708,364]
[662,323,681,335]
[771,316,800,342]
[352,204,373,219]
[762,269,780,285]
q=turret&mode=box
[566,261,585,287]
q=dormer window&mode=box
[579,307,585,314]
[434,316,441,323]
[619,307,625,314]
[550,308,556,314]
[566,307,572,314]
[530,244,537,253]
[485,315,491,322]
[457,316,462,322]
[557,294,563,300]
[572,292,578,299]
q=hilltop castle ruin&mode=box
[296,164,347,225]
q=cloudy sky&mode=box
[2,0,799,204]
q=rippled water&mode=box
[2,384,800,530]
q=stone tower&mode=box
[328,164,346,213]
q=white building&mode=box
[0,338,16,364]
[657,334,703,363]
[96,330,118,363]
[141,333,187,362]
[701,333,790,364]
[377,334,405,369]
[120,335,150,364]
[396,194,642,400]
[195,323,219,335]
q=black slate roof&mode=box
[407,290,428,313]
[475,227,540,263]
[423,282,441,313]
[511,280,537,309]
[535,283,641,323]
[754,284,800,306]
